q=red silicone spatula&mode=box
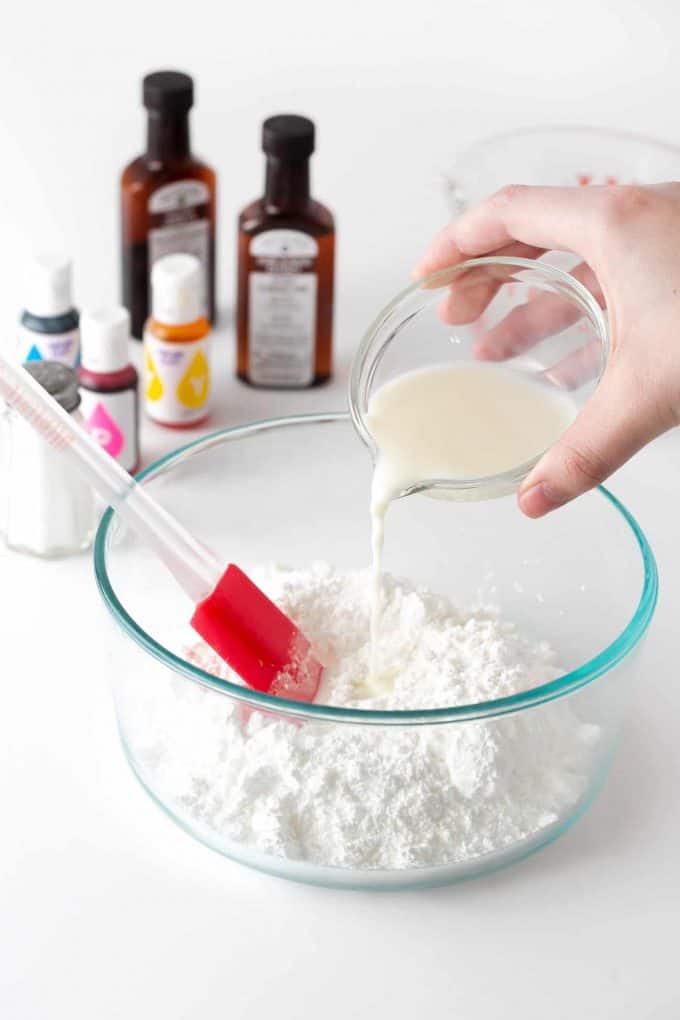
[0,355,323,702]
[192,564,322,700]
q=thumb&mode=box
[518,366,664,518]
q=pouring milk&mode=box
[365,361,577,691]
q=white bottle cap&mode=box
[151,254,202,326]
[80,306,131,373]
[24,253,74,318]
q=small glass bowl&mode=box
[442,125,680,215]
[94,415,657,890]
[349,256,608,501]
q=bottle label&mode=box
[248,230,319,386]
[18,326,80,368]
[148,181,211,317]
[80,389,139,473]
[143,331,210,425]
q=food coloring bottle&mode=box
[236,115,335,388]
[143,253,211,427]
[79,307,140,473]
[18,254,80,368]
[121,70,217,340]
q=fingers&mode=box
[414,225,466,280]
[415,184,607,280]
[474,294,581,361]
[539,339,604,392]
[518,365,665,518]
[452,184,605,259]
[437,242,545,324]
[561,259,604,305]
[473,261,604,360]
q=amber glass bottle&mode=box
[237,115,334,387]
[121,71,216,339]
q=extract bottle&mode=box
[237,115,335,388]
[143,253,211,428]
[121,71,217,340]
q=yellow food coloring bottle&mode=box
[143,254,211,427]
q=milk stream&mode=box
[366,361,577,690]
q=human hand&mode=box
[415,183,680,517]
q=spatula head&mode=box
[190,564,323,702]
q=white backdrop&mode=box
[1,0,678,347]
[2,4,680,1019]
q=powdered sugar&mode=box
[127,563,599,870]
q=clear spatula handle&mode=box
[0,354,220,602]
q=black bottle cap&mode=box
[262,115,315,160]
[24,361,81,413]
[143,71,194,114]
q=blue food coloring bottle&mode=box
[18,254,80,367]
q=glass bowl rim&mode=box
[94,411,658,726]
[348,256,609,495]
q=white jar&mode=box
[1,362,96,557]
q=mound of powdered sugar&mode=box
[124,563,600,870]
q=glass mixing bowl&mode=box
[350,257,608,500]
[442,125,680,215]
[95,415,656,890]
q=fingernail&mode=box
[518,481,564,518]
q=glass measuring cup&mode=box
[442,125,680,216]
[349,256,609,501]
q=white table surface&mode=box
[1,325,679,1020]
[2,0,680,1012]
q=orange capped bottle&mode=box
[143,254,211,428]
